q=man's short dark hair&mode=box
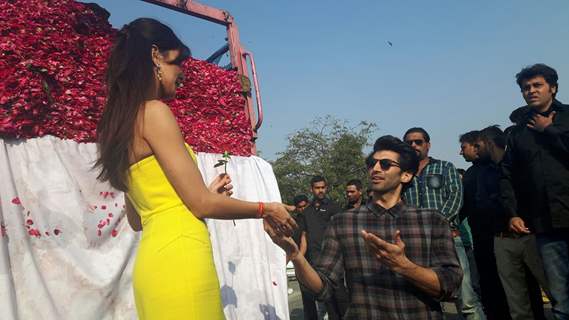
[479,125,506,150]
[370,135,420,176]
[516,64,558,93]
[293,194,309,206]
[310,175,327,187]
[403,127,430,143]
[346,179,362,190]
[504,125,516,138]
[459,130,480,145]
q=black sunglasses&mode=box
[405,139,425,146]
[366,158,401,171]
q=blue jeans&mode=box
[454,236,487,320]
[536,232,569,320]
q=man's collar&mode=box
[422,156,441,164]
[345,198,363,209]
[366,200,406,217]
[311,197,330,206]
[473,158,492,165]
[419,157,438,170]
[525,99,563,117]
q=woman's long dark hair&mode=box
[95,18,190,191]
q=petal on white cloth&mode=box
[0,136,288,320]
[0,137,138,320]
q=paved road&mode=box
[287,277,553,320]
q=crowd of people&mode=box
[279,63,568,320]
[90,14,568,320]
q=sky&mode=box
[89,0,569,169]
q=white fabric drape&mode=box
[0,136,288,320]
[198,153,289,320]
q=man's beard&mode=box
[414,149,425,159]
[348,197,360,204]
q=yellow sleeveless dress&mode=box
[127,145,224,319]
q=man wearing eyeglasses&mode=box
[267,135,463,319]
[403,127,486,320]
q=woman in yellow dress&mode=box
[95,18,296,319]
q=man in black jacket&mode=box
[480,126,549,320]
[302,176,348,319]
[460,130,511,320]
[500,64,569,319]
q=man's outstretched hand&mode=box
[265,220,300,262]
[361,230,412,273]
[262,202,298,237]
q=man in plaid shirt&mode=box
[402,127,485,320]
[268,135,462,319]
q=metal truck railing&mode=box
[142,0,263,154]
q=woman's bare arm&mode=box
[140,101,296,231]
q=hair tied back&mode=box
[119,24,130,39]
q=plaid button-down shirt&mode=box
[403,157,463,228]
[314,201,463,319]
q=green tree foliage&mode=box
[272,116,377,206]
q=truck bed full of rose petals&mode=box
[0,0,253,156]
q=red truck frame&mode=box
[142,0,263,154]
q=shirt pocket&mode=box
[425,174,443,189]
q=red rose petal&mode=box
[28,228,41,238]
[0,0,254,155]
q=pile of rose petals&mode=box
[0,0,253,156]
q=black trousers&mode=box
[300,282,349,320]
[472,236,512,320]
[300,288,318,320]
[325,283,349,320]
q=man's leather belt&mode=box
[496,231,526,239]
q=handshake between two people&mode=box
[208,173,298,237]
